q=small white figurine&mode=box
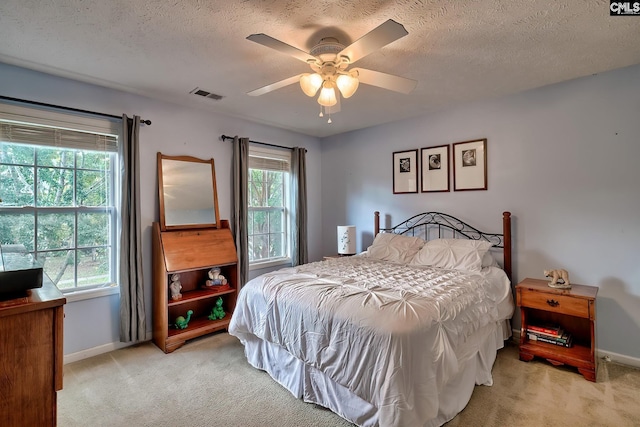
[205,267,227,287]
[169,273,182,300]
[544,269,570,289]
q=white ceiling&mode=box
[1,1,639,138]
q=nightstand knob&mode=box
[546,299,560,307]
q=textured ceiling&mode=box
[1,1,639,138]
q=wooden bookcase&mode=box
[516,278,598,381]
[152,221,238,353]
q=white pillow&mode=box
[365,233,425,264]
[409,238,493,272]
[482,251,499,268]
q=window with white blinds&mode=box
[248,145,291,267]
[248,153,289,171]
[0,121,118,152]
[0,101,120,293]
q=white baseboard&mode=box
[64,331,152,364]
[596,349,640,369]
[512,328,640,369]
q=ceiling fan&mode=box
[246,19,417,119]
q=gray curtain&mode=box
[119,115,145,342]
[232,136,249,287]
[291,147,308,266]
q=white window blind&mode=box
[0,101,119,151]
[249,146,290,171]
[0,121,118,152]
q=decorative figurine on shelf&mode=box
[205,267,227,287]
[174,310,193,329]
[208,297,226,320]
[544,269,571,289]
[169,273,182,300]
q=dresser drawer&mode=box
[519,291,591,318]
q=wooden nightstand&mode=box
[323,254,353,261]
[516,278,598,382]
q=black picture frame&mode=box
[420,144,450,192]
[392,149,418,194]
[453,139,487,191]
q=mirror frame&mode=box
[157,153,221,231]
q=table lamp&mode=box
[337,225,356,255]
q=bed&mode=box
[229,211,514,427]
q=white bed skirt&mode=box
[237,319,511,427]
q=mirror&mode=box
[157,153,220,230]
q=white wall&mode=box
[3,59,639,364]
[321,64,640,361]
[0,62,322,357]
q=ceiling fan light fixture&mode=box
[317,81,337,107]
[336,74,359,98]
[246,19,415,121]
[300,73,323,97]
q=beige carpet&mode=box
[58,333,640,427]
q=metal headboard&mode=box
[374,211,512,280]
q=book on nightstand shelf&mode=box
[526,323,573,347]
[526,327,564,338]
[527,330,573,348]
[527,324,563,336]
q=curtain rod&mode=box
[220,134,306,152]
[0,95,151,125]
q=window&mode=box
[248,146,291,267]
[0,103,120,293]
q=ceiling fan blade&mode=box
[247,34,317,64]
[338,20,408,64]
[353,68,417,94]
[247,74,304,96]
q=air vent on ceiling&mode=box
[190,87,224,100]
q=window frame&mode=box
[247,145,292,270]
[0,102,121,297]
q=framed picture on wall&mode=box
[420,144,450,192]
[393,149,418,194]
[453,139,487,191]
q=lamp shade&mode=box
[300,73,323,97]
[336,74,359,98]
[337,225,356,255]
[317,82,338,107]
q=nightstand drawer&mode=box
[519,291,590,318]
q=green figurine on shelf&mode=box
[208,297,226,320]
[174,310,193,329]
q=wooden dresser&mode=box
[516,278,598,381]
[0,279,66,426]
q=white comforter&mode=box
[229,257,513,427]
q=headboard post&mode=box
[502,211,512,281]
[374,211,380,236]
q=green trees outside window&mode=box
[0,142,115,290]
[248,168,288,263]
